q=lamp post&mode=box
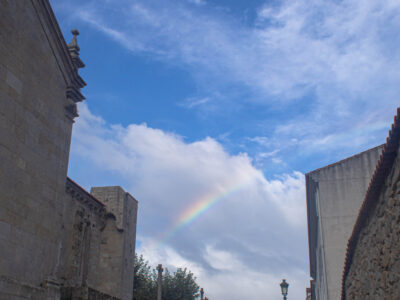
[280,279,289,300]
[157,264,163,300]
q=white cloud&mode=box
[179,96,211,108]
[258,150,279,158]
[70,103,309,300]
[188,0,206,6]
[247,136,270,147]
[203,245,243,271]
[139,242,308,300]
[67,0,400,102]
[56,0,400,157]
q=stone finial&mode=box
[68,29,85,69]
[65,29,86,121]
[68,29,80,50]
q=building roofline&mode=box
[306,143,385,280]
[90,186,139,204]
[341,107,400,299]
[305,144,385,177]
[31,0,86,119]
[66,177,105,208]
[31,0,86,87]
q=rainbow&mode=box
[150,174,258,249]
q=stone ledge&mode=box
[66,177,106,215]
[0,274,46,298]
[61,286,120,300]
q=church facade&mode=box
[0,1,137,299]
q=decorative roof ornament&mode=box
[65,29,86,121]
[68,29,85,69]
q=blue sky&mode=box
[51,0,400,299]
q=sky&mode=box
[51,0,400,299]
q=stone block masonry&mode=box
[344,151,400,298]
[343,109,400,299]
[91,186,138,300]
[0,1,138,299]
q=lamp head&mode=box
[280,279,289,296]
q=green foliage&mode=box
[133,254,200,300]
[133,254,156,300]
[162,268,200,300]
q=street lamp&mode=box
[280,279,289,300]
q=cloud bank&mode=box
[71,103,309,300]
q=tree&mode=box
[133,254,156,300]
[133,254,200,300]
[163,268,199,300]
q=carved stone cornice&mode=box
[60,286,120,300]
[67,86,85,103]
[66,178,105,215]
[30,0,87,121]
[68,29,86,70]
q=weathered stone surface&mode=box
[60,180,137,300]
[0,1,138,300]
[90,187,138,300]
[60,286,120,300]
[306,146,383,300]
[344,145,400,299]
[0,2,74,298]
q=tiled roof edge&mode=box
[66,177,105,208]
[341,107,400,300]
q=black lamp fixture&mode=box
[280,279,289,300]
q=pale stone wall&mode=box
[306,146,383,300]
[60,180,105,292]
[60,180,138,300]
[121,192,138,300]
[91,187,138,300]
[344,145,400,299]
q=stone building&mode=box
[305,287,311,300]
[305,145,383,300]
[0,1,138,299]
[342,108,400,299]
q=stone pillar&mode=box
[200,288,204,300]
[157,264,163,300]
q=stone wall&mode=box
[344,144,400,299]
[60,287,119,300]
[60,179,106,292]
[59,180,138,300]
[306,146,383,300]
[0,1,138,299]
[91,187,138,300]
[0,1,76,298]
